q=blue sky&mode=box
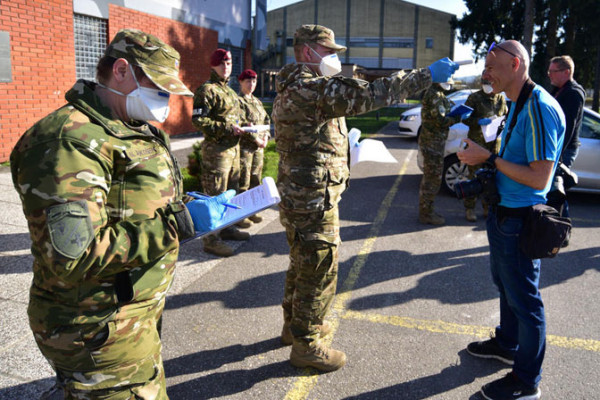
[266,0,483,77]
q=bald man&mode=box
[457,40,565,400]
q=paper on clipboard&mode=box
[188,177,281,240]
[482,116,504,143]
[348,128,398,167]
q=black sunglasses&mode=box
[488,42,518,58]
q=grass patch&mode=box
[346,107,403,138]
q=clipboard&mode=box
[448,104,473,117]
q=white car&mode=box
[397,89,477,137]
[418,106,600,194]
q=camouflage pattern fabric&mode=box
[418,85,461,215]
[272,63,432,345]
[10,80,194,398]
[238,93,270,192]
[462,90,508,209]
[105,29,193,96]
[193,70,245,244]
[192,70,245,148]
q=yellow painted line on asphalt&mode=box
[341,310,600,353]
[284,150,416,400]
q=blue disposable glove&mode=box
[478,118,492,126]
[185,190,236,233]
[427,57,459,83]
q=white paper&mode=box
[348,128,398,167]
[482,116,504,143]
[193,177,281,238]
[241,125,271,133]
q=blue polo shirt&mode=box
[497,85,565,208]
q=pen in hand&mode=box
[187,192,242,210]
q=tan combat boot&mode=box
[466,209,477,222]
[419,211,445,225]
[203,236,234,257]
[281,321,333,346]
[290,342,346,372]
[236,218,253,228]
[220,226,250,241]
[248,213,263,223]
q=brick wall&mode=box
[0,0,75,162]
[0,2,219,162]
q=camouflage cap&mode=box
[293,24,347,52]
[105,29,193,96]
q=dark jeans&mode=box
[486,211,546,387]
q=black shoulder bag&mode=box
[502,80,572,259]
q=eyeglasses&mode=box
[547,69,566,74]
[488,42,519,59]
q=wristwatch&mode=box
[487,153,498,165]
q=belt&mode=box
[494,205,530,219]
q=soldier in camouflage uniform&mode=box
[462,82,508,221]
[10,29,229,399]
[272,24,458,371]
[237,69,271,224]
[192,49,250,257]
[418,82,468,225]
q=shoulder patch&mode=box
[46,200,94,259]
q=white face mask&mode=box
[482,84,494,94]
[305,45,342,76]
[99,65,171,123]
[439,82,453,91]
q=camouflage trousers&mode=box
[464,131,500,210]
[201,141,240,243]
[238,145,264,193]
[31,305,167,399]
[279,206,340,347]
[418,134,446,215]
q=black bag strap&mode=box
[499,79,536,158]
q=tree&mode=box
[454,0,600,111]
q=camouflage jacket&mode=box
[239,93,270,151]
[192,70,244,147]
[421,86,461,137]
[272,63,432,213]
[10,80,195,329]
[463,90,508,140]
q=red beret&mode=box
[238,69,257,81]
[210,49,231,67]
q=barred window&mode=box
[74,14,107,81]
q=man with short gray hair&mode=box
[546,55,585,233]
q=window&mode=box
[74,14,107,81]
[426,38,434,49]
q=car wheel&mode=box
[442,154,469,194]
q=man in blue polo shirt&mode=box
[458,40,565,400]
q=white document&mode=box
[241,125,271,133]
[191,177,280,239]
[482,116,505,143]
[348,128,398,167]
[209,177,280,235]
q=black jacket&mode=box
[552,79,585,153]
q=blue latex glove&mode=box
[427,57,459,83]
[478,118,492,126]
[185,190,236,233]
[461,111,472,121]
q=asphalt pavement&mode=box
[1,124,599,399]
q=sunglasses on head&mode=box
[488,42,518,58]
